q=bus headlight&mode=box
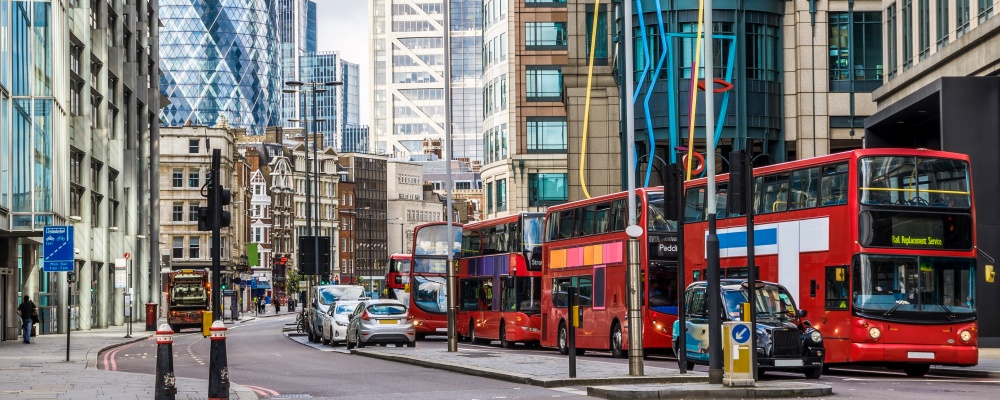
[809,330,823,343]
[960,330,972,343]
[868,327,882,340]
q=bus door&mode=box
[819,265,851,362]
[554,274,601,348]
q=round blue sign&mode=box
[731,324,751,344]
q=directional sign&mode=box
[43,226,75,272]
[731,324,751,345]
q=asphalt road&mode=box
[101,314,589,399]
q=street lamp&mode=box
[283,80,342,291]
[390,217,406,254]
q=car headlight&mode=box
[809,330,823,343]
[960,330,972,343]
[336,320,347,326]
[868,326,881,340]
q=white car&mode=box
[322,300,361,345]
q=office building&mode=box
[160,0,281,133]
[0,0,160,338]
[280,0,318,128]
[339,154,388,288]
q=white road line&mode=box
[548,387,588,396]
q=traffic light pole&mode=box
[211,149,222,321]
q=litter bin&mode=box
[145,303,158,331]
[202,311,213,337]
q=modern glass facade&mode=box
[159,0,281,133]
[300,52,339,148]
[280,0,318,128]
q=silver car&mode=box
[346,299,415,348]
[322,300,361,345]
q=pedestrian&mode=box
[16,295,37,344]
[258,297,265,314]
[274,297,281,313]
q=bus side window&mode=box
[684,186,706,222]
[558,210,575,239]
[578,205,597,237]
[821,163,849,206]
[546,212,561,242]
[789,167,820,210]
[577,276,593,307]
[716,183,728,218]
[594,202,612,234]
[825,266,850,310]
[552,278,571,308]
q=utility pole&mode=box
[703,0,723,385]
[623,0,644,376]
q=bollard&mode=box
[208,321,230,399]
[155,324,177,400]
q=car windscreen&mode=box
[319,286,365,305]
[335,304,357,314]
[722,285,798,320]
[368,304,407,315]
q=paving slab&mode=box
[351,346,709,388]
[0,322,257,399]
[588,381,833,399]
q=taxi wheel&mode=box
[804,366,822,379]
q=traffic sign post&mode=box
[723,321,754,387]
[43,226,74,271]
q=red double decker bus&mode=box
[541,188,680,357]
[682,148,979,376]
[408,221,463,338]
[385,254,412,301]
[457,213,545,347]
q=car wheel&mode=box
[416,333,426,341]
[406,340,416,348]
[346,333,355,350]
[500,321,514,348]
[610,323,625,359]
[322,335,330,345]
[903,364,930,377]
[673,342,695,371]
[558,322,568,355]
[804,366,823,380]
[356,332,366,348]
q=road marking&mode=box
[243,385,280,397]
[549,387,588,396]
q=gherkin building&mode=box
[159,0,281,133]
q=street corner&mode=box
[587,381,833,399]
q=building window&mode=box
[918,0,930,60]
[172,202,184,222]
[978,0,994,22]
[829,12,883,92]
[525,22,567,49]
[70,187,85,218]
[496,179,507,212]
[745,24,780,81]
[938,0,950,48]
[189,236,200,259]
[188,169,200,188]
[189,139,200,154]
[487,182,494,214]
[887,3,898,79]
[526,118,567,153]
[956,0,970,37]
[529,173,568,207]
[585,9,609,64]
[189,203,200,221]
[173,237,184,259]
[91,193,102,226]
[902,0,913,70]
[525,67,563,102]
[172,169,183,188]
[71,151,85,184]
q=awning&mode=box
[252,281,272,290]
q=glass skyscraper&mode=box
[280,0,318,128]
[159,0,281,133]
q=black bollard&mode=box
[208,320,230,399]
[155,324,177,400]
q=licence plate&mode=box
[774,359,803,367]
[908,352,935,360]
[378,319,398,325]
[436,327,448,332]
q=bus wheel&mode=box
[558,322,569,355]
[500,321,514,348]
[470,321,483,345]
[610,323,625,359]
[903,364,930,377]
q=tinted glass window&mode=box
[368,304,407,315]
[558,210,575,239]
[789,167,821,210]
[579,205,596,236]
[684,186,706,222]
[594,203,612,234]
[820,163,849,206]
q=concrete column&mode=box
[21,244,39,302]
[79,262,93,330]
[97,262,109,328]
[4,238,18,340]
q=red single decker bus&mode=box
[541,188,680,357]
[386,254,412,301]
[409,221,463,338]
[457,213,545,347]
[682,148,979,376]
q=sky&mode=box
[315,0,370,126]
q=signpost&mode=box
[43,226,74,361]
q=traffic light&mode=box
[210,172,232,230]
[197,206,211,231]
[729,149,748,216]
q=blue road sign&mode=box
[248,278,258,289]
[43,226,75,272]
[731,324,751,344]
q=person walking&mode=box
[16,295,37,344]
[274,297,281,314]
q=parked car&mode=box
[322,300,362,345]
[345,299,416,349]
[672,279,826,379]
[307,285,365,343]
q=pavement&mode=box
[930,347,1000,378]
[0,322,258,399]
